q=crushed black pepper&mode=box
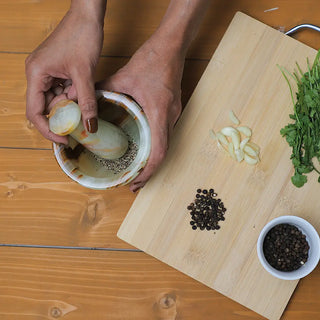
[263,223,309,271]
[187,188,226,231]
[91,136,138,174]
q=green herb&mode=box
[278,50,320,188]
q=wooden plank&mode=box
[0,54,128,149]
[0,148,137,248]
[1,1,320,58]
[118,13,320,320]
[0,247,318,319]
[284,267,320,320]
[0,53,207,148]
[0,0,167,56]
[0,248,265,320]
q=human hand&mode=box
[97,34,185,192]
[25,1,106,144]
[97,0,208,191]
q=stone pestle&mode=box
[48,99,128,160]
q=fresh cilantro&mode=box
[278,50,320,187]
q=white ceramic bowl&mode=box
[53,91,151,190]
[257,215,320,280]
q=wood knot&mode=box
[153,292,177,320]
[6,190,14,198]
[18,184,27,190]
[79,196,105,229]
[50,307,62,318]
[159,294,176,309]
[8,173,16,181]
[86,202,98,223]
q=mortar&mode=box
[52,91,151,189]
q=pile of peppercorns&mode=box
[187,188,226,231]
[263,223,309,271]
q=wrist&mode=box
[152,25,189,59]
[70,0,107,25]
[145,29,184,64]
[154,0,209,56]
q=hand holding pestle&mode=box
[48,99,128,160]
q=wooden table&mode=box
[0,1,319,319]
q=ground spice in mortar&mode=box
[263,223,309,271]
[187,188,226,231]
[91,137,138,174]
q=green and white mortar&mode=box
[52,91,151,190]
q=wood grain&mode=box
[118,13,320,320]
[0,247,263,320]
[0,148,137,248]
[1,0,320,58]
[0,247,318,320]
[0,53,127,149]
[0,0,320,319]
[0,53,207,149]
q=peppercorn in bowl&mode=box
[257,216,320,280]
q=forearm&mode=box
[155,0,209,56]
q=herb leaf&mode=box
[291,172,308,188]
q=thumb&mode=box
[95,76,118,92]
[72,72,98,133]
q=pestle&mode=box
[48,99,129,160]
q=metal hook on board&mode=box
[285,24,320,36]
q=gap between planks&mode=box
[0,146,51,151]
[0,243,142,252]
[0,50,210,62]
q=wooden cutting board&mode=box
[118,12,320,320]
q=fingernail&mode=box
[86,118,98,133]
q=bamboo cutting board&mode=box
[118,12,320,320]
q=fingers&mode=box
[44,90,55,110]
[130,122,169,192]
[26,74,68,145]
[45,80,73,113]
[32,113,69,144]
[47,93,69,113]
[71,71,98,133]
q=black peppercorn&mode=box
[187,188,226,232]
[263,223,309,271]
